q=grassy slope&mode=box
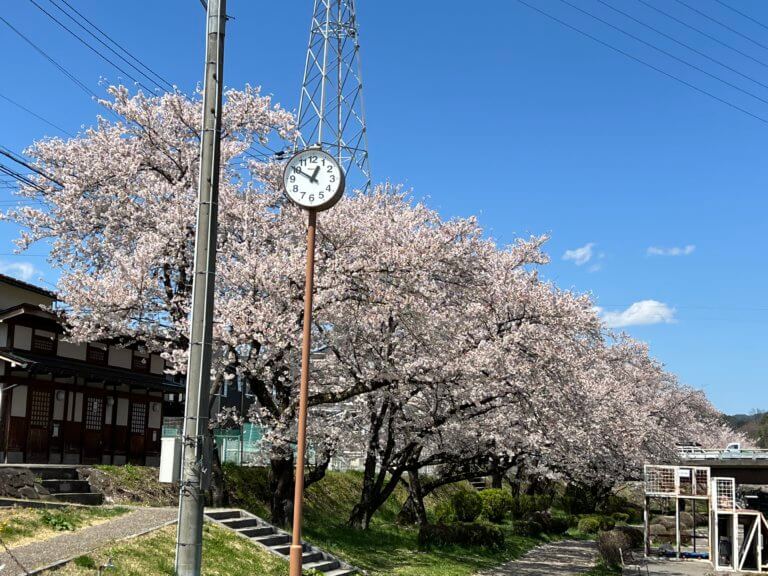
[301,471,545,576]
[40,524,289,576]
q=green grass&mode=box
[0,506,129,547]
[584,560,621,575]
[41,524,291,576]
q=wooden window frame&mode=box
[86,344,108,365]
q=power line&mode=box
[714,0,768,34]
[47,0,175,92]
[0,163,46,193]
[557,0,768,108]
[0,14,98,99]
[0,146,62,186]
[513,0,768,125]
[636,0,768,72]
[27,0,157,93]
[673,0,768,53]
[596,0,768,93]
[0,92,74,137]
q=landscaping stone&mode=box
[0,468,50,500]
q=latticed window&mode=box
[87,345,107,364]
[131,403,146,434]
[31,334,55,354]
[29,390,51,427]
[85,397,103,431]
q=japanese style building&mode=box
[0,273,184,465]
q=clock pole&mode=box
[289,208,317,576]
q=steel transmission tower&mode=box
[297,0,371,192]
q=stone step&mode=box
[206,510,243,521]
[239,526,275,538]
[271,543,310,556]
[222,517,261,529]
[41,479,92,494]
[49,492,104,505]
[33,467,80,481]
[305,559,340,572]
[252,533,290,547]
[301,551,323,564]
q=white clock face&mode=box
[282,149,345,211]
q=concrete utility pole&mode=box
[175,0,226,574]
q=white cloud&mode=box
[647,245,695,257]
[598,300,676,328]
[0,261,39,282]
[563,243,595,266]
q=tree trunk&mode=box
[491,470,503,489]
[397,470,428,526]
[269,456,294,527]
[209,438,226,507]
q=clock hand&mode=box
[310,165,320,184]
[294,168,313,181]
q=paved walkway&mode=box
[624,557,721,575]
[477,540,597,576]
[0,507,177,575]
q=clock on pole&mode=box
[283,146,345,576]
[282,148,346,211]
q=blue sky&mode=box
[1,1,767,414]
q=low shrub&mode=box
[480,489,514,523]
[418,522,505,549]
[597,530,631,568]
[613,525,644,548]
[510,494,552,519]
[559,484,599,515]
[577,516,601,534]
[40,510,77,532]
[451,489,483,523]
[512,519,544,537]
[546,515,571,535]
[611,512,630,524]
[434,499,455,524]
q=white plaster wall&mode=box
[148,402,162,429]
[108,347,132,369]
[52,390,65,420]
[116,398,129,426]
[10,385,27,417]
[73,392,83,423]
[150,355,165,375]
[13,326,32,351]
[57,341,87,361]
[104,398,114,425]
[0,284,53,309]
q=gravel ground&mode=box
[0,507,177,575]
[477,539,597,576]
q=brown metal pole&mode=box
[289,209,317,576]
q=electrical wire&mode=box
[557,0,768,107]
[636,0,768,72]
[0,92,74,137]
[596,0,768,92]
[714,0,768,34]
[53,0,174,92]
[0,14,98,99]
[27,0,157,93]
[513,0,768,125]
[0,146,62,186]
[673,0,768,53]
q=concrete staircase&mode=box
[36,466,104,505]
[469,476,487,491]
[206,508,358,575]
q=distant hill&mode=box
[724,411,767,447]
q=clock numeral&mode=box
[299,158,307,166]
[309,155,318,164]
[326,185,332,192]
[326,165,333,173]
[292,185,299,193]
[319,192,325,200]
[292,166,302,173]
[309,194,315,202]
[289,175,296,183]
[329,175,336,183]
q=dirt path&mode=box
[477,539,598,576]
[0,507,177,575]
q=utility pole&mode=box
[174,0,226,574]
